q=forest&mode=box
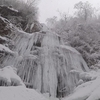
[46,1,100,68]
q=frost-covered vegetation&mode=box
[0,0,39,21]
[0,0,40,33]
[46,1,100,68]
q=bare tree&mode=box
[74,1,94,21]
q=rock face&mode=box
[0,5,41,33]
[0,15,89,98]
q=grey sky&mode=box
[38,0,100,23]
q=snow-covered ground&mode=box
[63,69,100,100]
[0,86,48,100]
[0,66,48,100]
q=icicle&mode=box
[0,24,89,98]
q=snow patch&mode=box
[0,36,7,41]
[0,66,25,87]
[0,44,15,54]
[60,45,80,55]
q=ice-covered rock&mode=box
[0,66,25,87]
[0,44,15,54]
[63,70,100,100]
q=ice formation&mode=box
[0,16,89,97]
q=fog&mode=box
[38,0,100,23]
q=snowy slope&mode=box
[63,70,100,100]
[0,86,48,100]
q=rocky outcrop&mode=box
[0,5,41,33]
[0,5,25,30]
[0,16,12,36]
[0,5,20,17]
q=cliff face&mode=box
[0,7,89,98]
